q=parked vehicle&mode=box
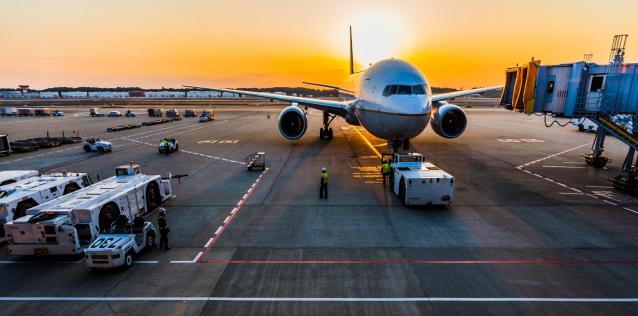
[125,110,136,117]
[159,139,179,155]
[83,138,112,152]
[108,111,122,117]
[52,110,64,116]
[184,109,196,117]
[85,217,156,268]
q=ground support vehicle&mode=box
[108,111,122,117]
[85,219,156,268]
[107,124,141,132]
[0,170,38,186]
[386,152,454,206]
[5,163,173,256]
[166,109,181,118]
[159,139,179,155]
[89,108,105,117]
[184,109,196,117]
[147,109,163,117]
[246,152,266,171]
[0,172,91,234]
[52,110,64,117]
[199,110,215,122]
[83,138,112,152]
[125,110,136,117]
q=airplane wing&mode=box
[183,85,350,116]
[432,86,503,102]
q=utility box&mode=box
[0,135,10,155]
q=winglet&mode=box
[349,25,355,75]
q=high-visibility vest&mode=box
[382,163,390,174]
[321,172,328,184]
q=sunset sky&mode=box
[1,0,637,90]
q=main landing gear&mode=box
[320,111,336,140]
[390,139,410,153]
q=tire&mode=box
[63,182,81,195]
[99,203,120,233]
[125,252,134,267]
[593,157,607,169]
[319,128,324,140]
[389,172,394,190]
[145,182,161,212]
[328,128,333,139]
[14,200,37,220]
[83,145,91,152]
[146,232,156,248]
[578,125,585,132]
[399,178,407,206]
[98,147,104,153]
[175,144,179,151]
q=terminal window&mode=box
[590,76,605,92]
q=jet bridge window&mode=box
[590,75,605,92]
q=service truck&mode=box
[5,163,173,256]
[0,170,38,186]
[85,217,156,268]
[0,172,91,234]
[386,152,454,206]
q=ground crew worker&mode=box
[319,167,328,199]
[157,208,170,250]
[162,138,170,156]
[381,160,391,186]
[267,112,271,119]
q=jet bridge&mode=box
[501,35,638,194]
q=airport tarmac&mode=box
[1,104,638,315]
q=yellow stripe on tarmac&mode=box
[353,127,382,158]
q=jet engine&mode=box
[278,106,308,140]
[430,102,467,138]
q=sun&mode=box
[351,10,410,69]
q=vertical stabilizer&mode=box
[349,26,355,75]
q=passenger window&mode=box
[590,76,604,92]
[50,186,58,193]
[397,85,411,95]
[382,86,391,96]
[412,85,426,95]
[388,85,397,96]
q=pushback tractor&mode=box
[0,170,38,186]
[385,152,454,206]
[5,163,173,256]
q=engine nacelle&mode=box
[278,106,308,140]
[430,102,467,138]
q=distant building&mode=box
[186,91,221,98]
[146,91,186,98]
[88,91,129,98]
[40,91,60,98]
[61,91,88,98]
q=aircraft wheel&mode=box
[319,128,325,140]
[328,128,333,139]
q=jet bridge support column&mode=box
[608,147,638,195]
[585,127,610,168]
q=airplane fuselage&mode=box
[341,59,432,141]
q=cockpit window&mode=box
[397,85,411,95]
[383,84,428,96]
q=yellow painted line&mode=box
[353,126,382,158]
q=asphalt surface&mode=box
[1,104,638,315]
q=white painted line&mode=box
[214,226,223,235]
[230,207,238,215]
[204,238,214,248]
[603,200,618,206]
[192,252,203,263]
[169,261,195,264]
[134,260,159,264]
[0,296,637,302]
[242,194,248,200]
[542,165,586,169]
[223,216,230,224]
[559,192,585,195]
[586,185,614,189]
[623,207,638,214]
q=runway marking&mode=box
[197,168,269,262]
[352,126,381,158]
[1,296,637,302]
[125,138,245,165]
[542,165,586,169]
[623,207,638,214]
[587,185,614,189]
[170,252,203,264]
[198,259,638,265]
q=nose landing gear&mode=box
[389,138,411,153]
[320,111,336,140]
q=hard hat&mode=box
[158,207,166,215]
[321,167,327,172]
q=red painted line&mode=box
[199,259,638,265]
[197,168,269,262]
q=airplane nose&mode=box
[401,96,424,114]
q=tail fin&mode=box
[349,25,355,75]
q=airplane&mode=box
[185,26,501,152]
